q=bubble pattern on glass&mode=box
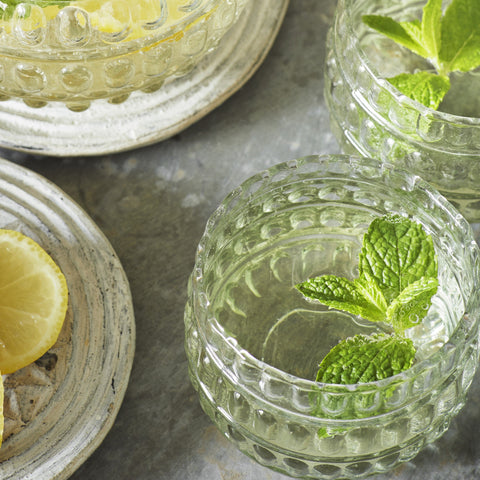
[324,0,480,222]
[0,0,246,111]
[184,155,480,479]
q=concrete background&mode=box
[3,0,480,478]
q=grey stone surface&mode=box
[2,0,480,479]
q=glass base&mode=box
[0,0,289,157]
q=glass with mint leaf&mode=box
[185,155,480,479]
[295,214,439,437]
[325,0,480,222]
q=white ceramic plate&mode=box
[0,159,135,480]
[0,0,289,156]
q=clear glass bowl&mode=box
[0,0,246,111]
[324,0,480,222]
[184,154,480,479]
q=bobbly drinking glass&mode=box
[324,0,480,223]
[0,0,247,153]
[184,154,480,479]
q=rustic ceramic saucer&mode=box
[0,159,135,480]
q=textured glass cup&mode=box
[324,0,480,222]
[0,0,253,154]
[184,154,480,479]
[0,0,246,111]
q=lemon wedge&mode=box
[1,0,208,43]
[0,229,68,375]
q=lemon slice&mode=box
[0,230,68,375]
[1,0,210,43]
[71,0,203,40]
[72,0,168,39]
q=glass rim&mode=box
[191,154,480,397]
[337,0,480,128]
[0,0,224,55]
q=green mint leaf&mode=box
[439,0,480,73]
[316,334,416,385]
[316,425,348,439]
[295,275,386,324]
[296,215,438,335]
[354,273,389,316]
[359,214,438,305]
[363,0,480,110]
[317,427,334,439]
[400,19,423,49]
[386,277,439,333]
[421,0,443,62]
[311,334,415,438]
[387,71,450,109]
[362,14,429,58]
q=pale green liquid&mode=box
[212,236,463,381]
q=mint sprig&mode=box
[296,214,438,336]
[296,215,438,384]
[298,215,438,436]
[363,0,480,109]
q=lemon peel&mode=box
[0,229,68,375]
